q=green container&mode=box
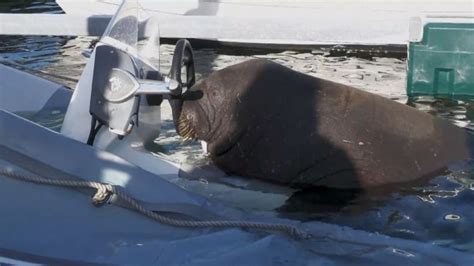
[407,23,474,98]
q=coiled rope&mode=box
[0,169,311,240]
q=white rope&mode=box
[0,169,311,240]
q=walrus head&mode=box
[172,59,271,155]
[173,71,239,148]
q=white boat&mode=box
[55,0,474,46]
[1,0,472,49]
[0,1,473,264]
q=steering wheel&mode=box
[169,39,196,96]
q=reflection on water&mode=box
[0,0,61,14]
[1,0,474,256]
[0,0,71,73]
[408,96,474,130]
[278,161,474,253]
[0,35,70,71]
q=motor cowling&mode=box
[87,39,195,146]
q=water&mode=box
[2,0,474,256]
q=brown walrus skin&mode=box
[172,59,474,189]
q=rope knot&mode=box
[91,183,114,206]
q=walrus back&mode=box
[297,75,474,188]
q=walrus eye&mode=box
[210,89,224,102]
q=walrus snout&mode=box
[169,79,205,138]
[173,82,214,141]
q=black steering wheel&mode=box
[169,39,196,96]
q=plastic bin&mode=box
[407,21,474,97]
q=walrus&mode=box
[170,59,474,189]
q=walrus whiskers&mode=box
[177,115,197,140]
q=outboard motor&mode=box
[86,39,195,145]
[61,1,195,153]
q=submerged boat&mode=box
[0,1,473,264]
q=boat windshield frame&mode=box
[100,0,160,70]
